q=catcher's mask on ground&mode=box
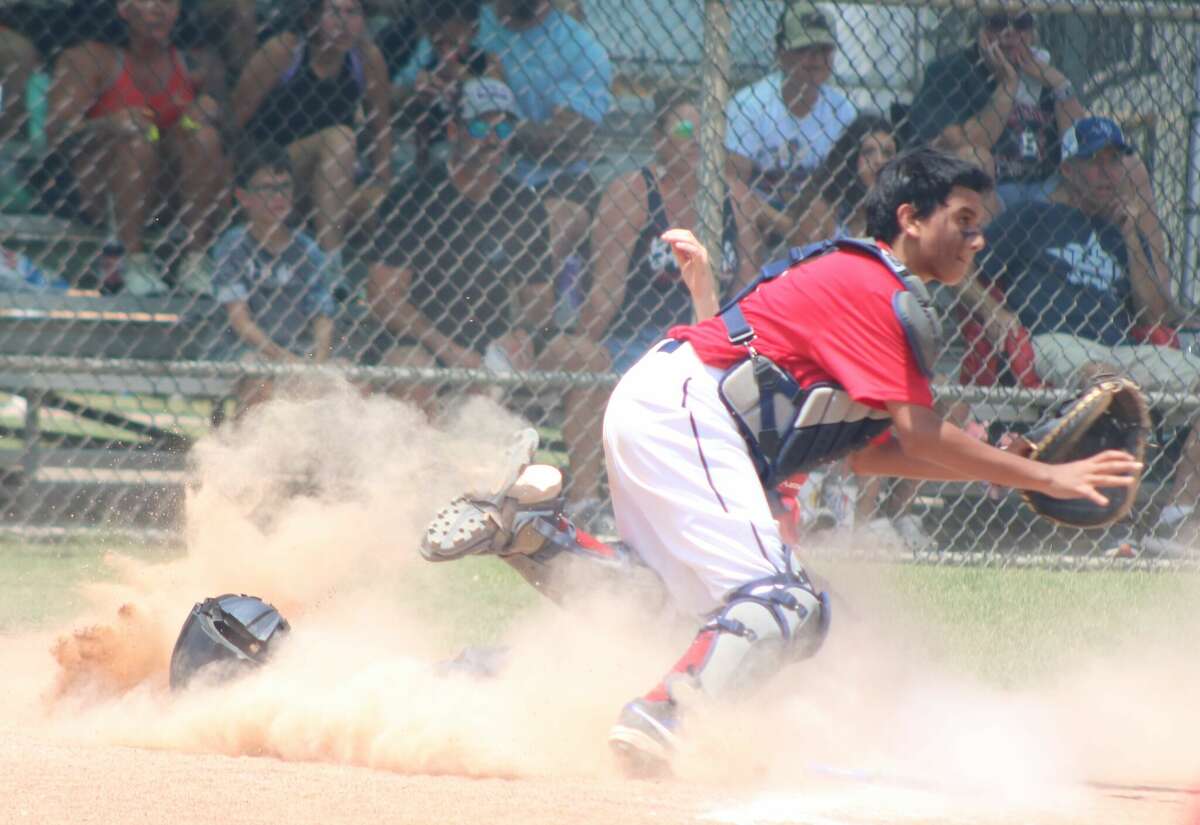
[169,594,290,690]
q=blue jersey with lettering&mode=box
[978,201,1133,346]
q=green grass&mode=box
[0,538,184,631]
[879,564,1196,686]
[0,540,1192,688]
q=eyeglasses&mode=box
[245,182,294,195]
[985,12,1035,32]
[466,119,515,141]
[670,119,696,140]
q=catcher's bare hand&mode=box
[1040,450,1142,506]
[661,228,718,320]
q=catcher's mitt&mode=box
[1020,375,1150,528]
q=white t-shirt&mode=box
[725,71,857,205]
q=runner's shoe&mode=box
[421,428,563,561]
[608,697,680,779]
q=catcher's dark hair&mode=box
[864,147,994,243]
[235,141,293,189]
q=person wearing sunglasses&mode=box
[360,77,613,522]
[909,4,1084,210]
[585,85,764,376]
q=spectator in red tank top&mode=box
[46,0,228,296]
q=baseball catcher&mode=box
[421,148,1142,778]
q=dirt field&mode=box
[1,724,1192,825]
[3,393,1197,825]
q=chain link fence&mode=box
[0,0,1196,564]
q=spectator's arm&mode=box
[309,314,334,362]
[184,48,232,138]
[231,36,293,128]
[513,209,556,329]
[953,75,1018,156]
[1121,214,1174,325]
[912,46,1018,152]
[225,301,297,361]
[726,151,757,191]
[577,172,645,341]
[46,45,105,144]
[576,173,643,340]
[729,176,765,295]
[366,262,481,368]
[955,267,1022,346]
[361,41,394,185]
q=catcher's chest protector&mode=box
[716,238,935,485]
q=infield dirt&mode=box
[2,385,1196,824]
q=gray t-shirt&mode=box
[209,226,336,351]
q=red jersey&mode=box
[87,48,198,131]
[668,243,934,411]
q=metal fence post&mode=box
[697,0,732,311]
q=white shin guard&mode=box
[662,570,829,701]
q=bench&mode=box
[0,290,235,525]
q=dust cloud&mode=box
[2,377,1197,809]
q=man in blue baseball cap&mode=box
[958,115,1200,554]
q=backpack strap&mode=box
[719,239,836,347]
[718,237,940,377]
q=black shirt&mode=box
[368,165,553,353]
[909,44,1059,184]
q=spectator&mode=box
[46,0,228,296]
[392,0,504,169]
[234,0,392,265]
[172,1,259,80]
[0,24,39,142]
[584,85,762,373]
[804,112,897,239]
[362,78,612,521]
[964,116,1199,548]
[909,5,1084,209]
[476,0,613,271]
[725,1,856,214]
[209,142,336,415]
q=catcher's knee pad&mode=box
[660,568,829,701]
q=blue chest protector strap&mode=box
[715,238,937,486]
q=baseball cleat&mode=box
[608,698,679,779]
[421,428,563,562]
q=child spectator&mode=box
[209,142,336,415]
[234,0,392,269]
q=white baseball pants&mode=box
[602,341,789,618]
